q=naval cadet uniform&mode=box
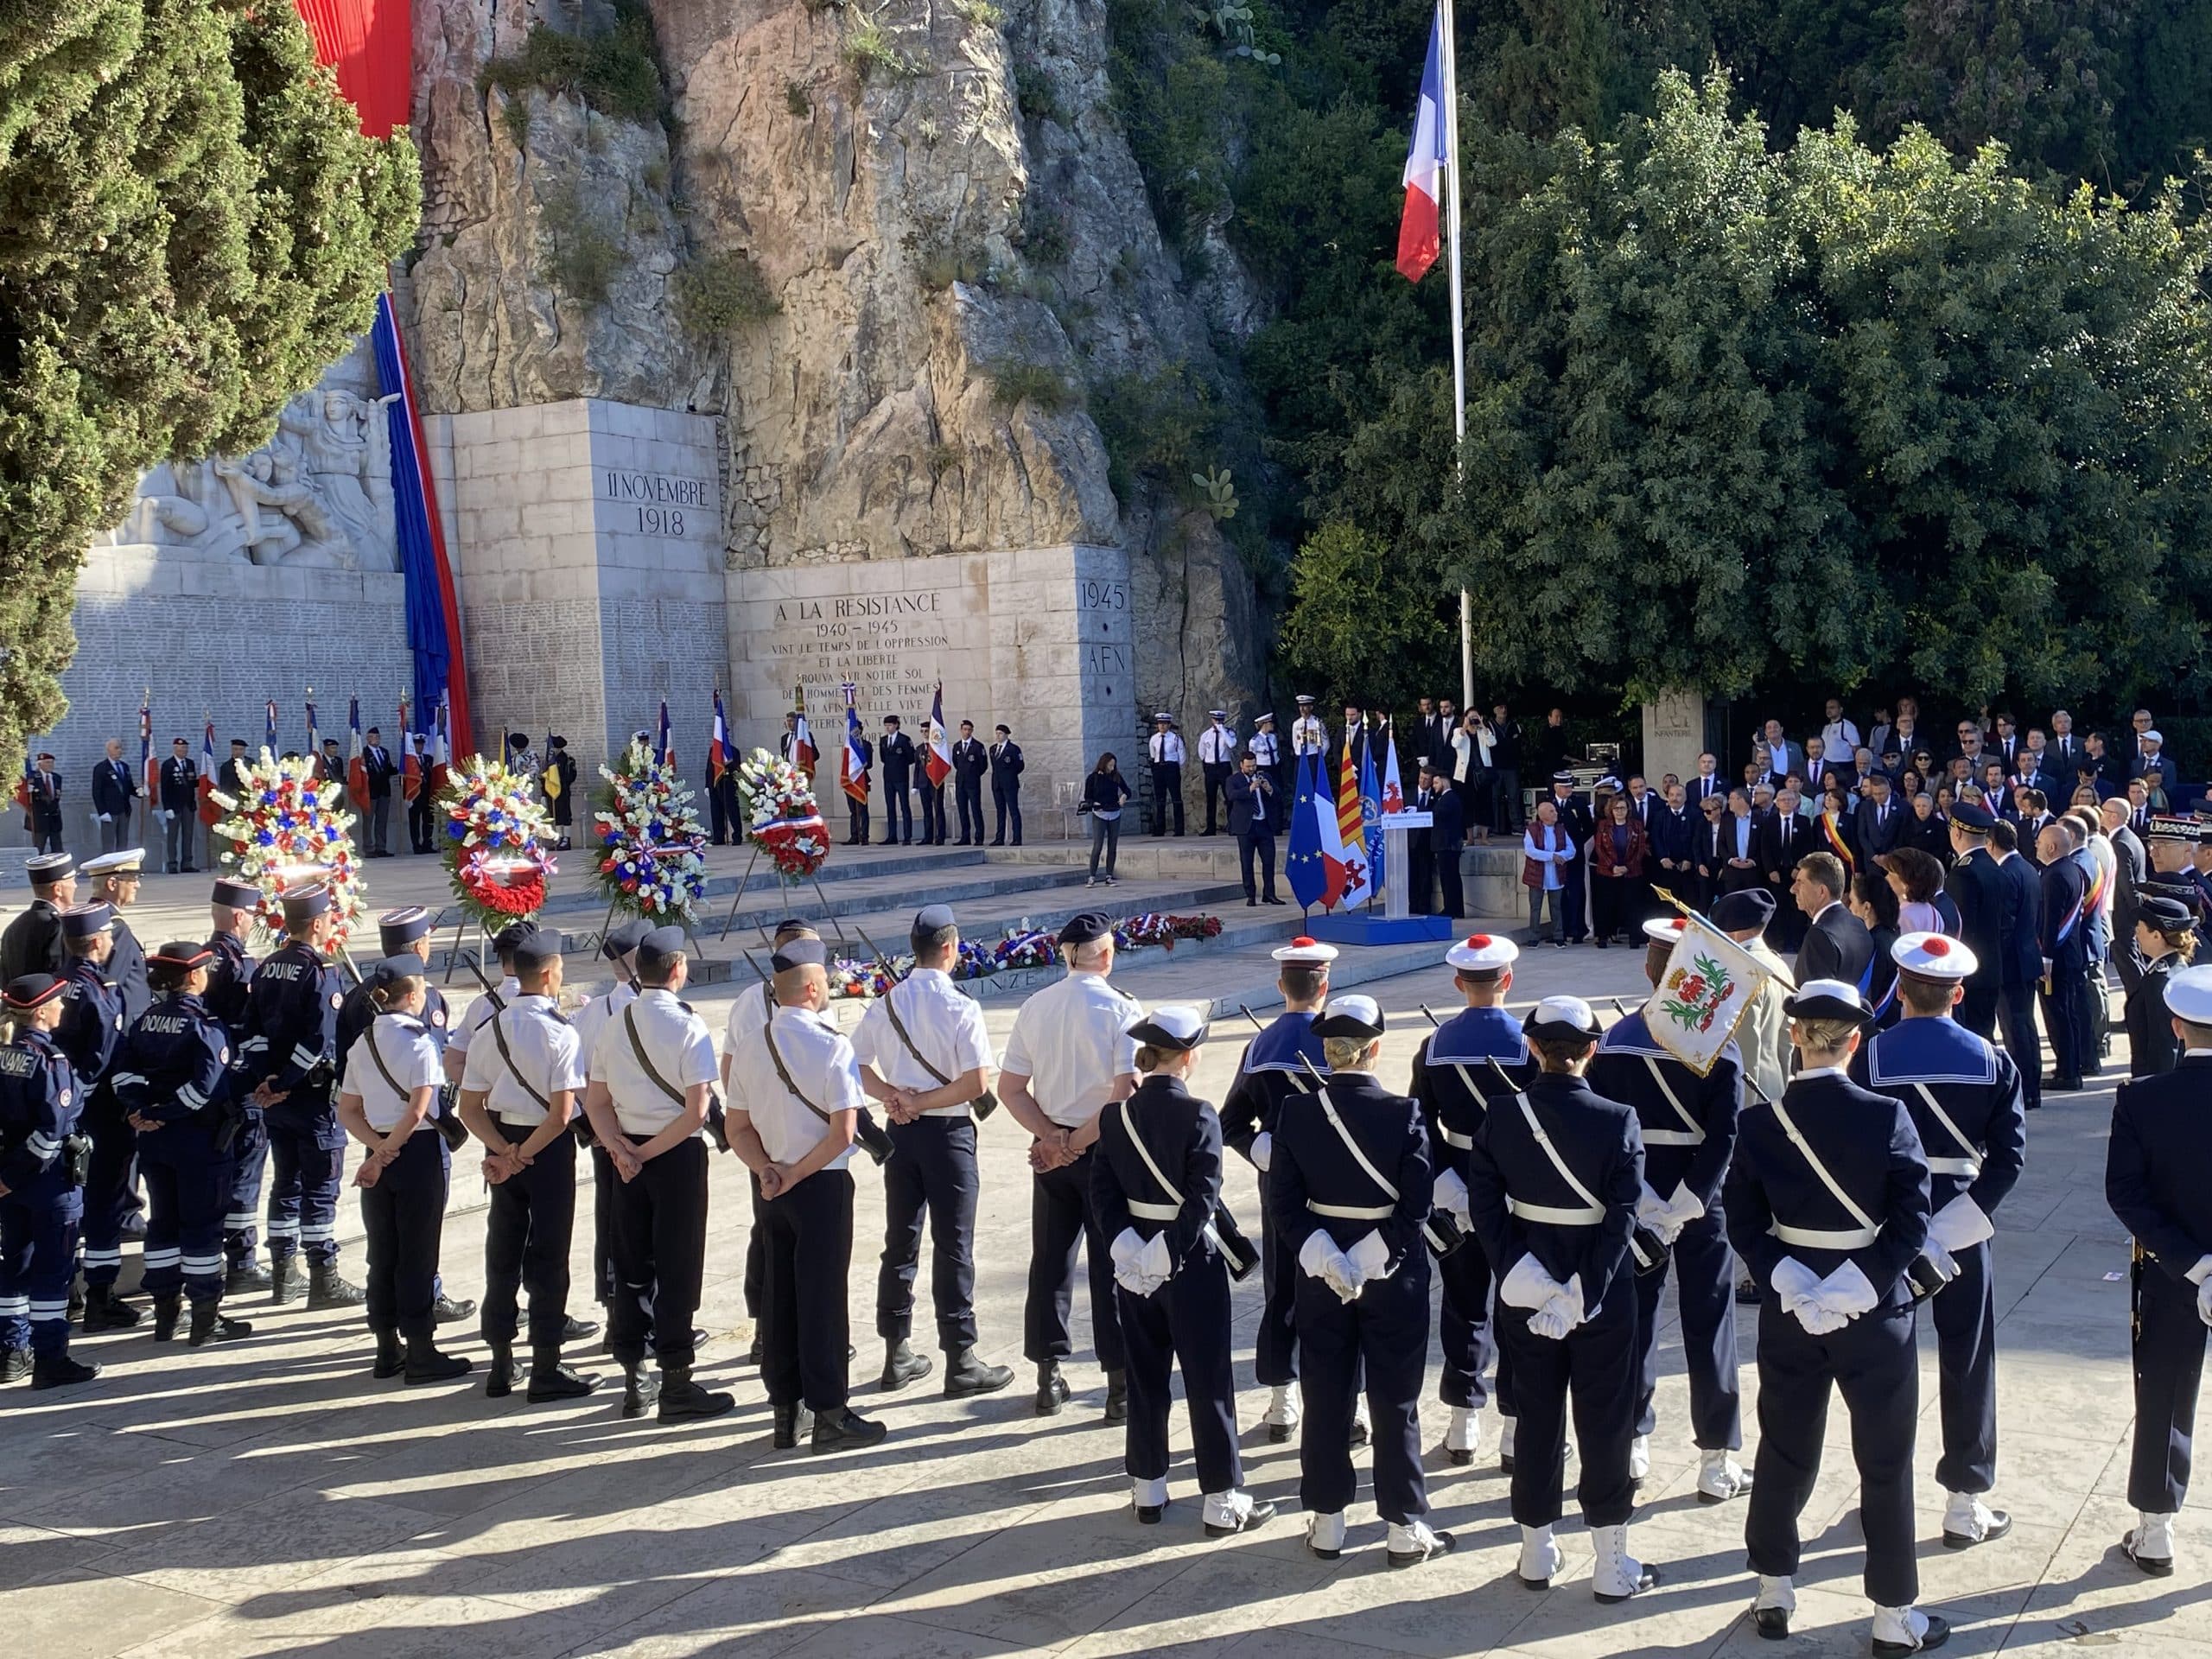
[340,990,458,1374]
[0,976,92,1385]
[1853,933,2026,1538]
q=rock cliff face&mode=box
[407,0,1266,772]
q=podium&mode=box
[1305,811,1457,947]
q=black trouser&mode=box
[1497,1266,1638,1528]
[481,1121,577,1351]
[762,1167,854,1412]
[1559,863,1587,941]
[1958,982,1998,1040]
[992,783,1021,844]
[1237,828,1277,901]
[846,794,870,844]
[883,777,912,842]
[1294,1249,1431,1523]
[1120,1244,1240,1492]
[1592,872,1637,941]
[1437,1224,1496,1411]
[359,1130,449,1342]
[76,1114,135,1287]
[744,1179,766,1318]
[2040,963,2086,1082]
[877,1114,980,1352]
[1149,763,1183,836]
[708,778,729,843]
[1253,1166,1296,1388]
[1634,1208,1741,1449]
[1024,1152,1123,1372]
[2131,1265,2208,1514]
[1999,982,2043,1106]
[1201,761,1230,834]
[1493,768,1521,833]
[608,1137,708,1370]
[1746,1298,1919,1606]
[589,1142,617,1306]
[1931,1237,1997,1492]
[1435,848,1465,918]
[918,781,947,843]
[954,777,984,842]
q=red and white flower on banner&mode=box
[737,747,830,880]
[208,748,368,947]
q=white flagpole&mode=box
[1439,0,1471,711]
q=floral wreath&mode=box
[438,754,559,927]
[208,748,368,947]
[827,913,1225,998]
[593,740,711,919]
[736,747,830,880]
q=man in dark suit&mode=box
[1714,789,1765,899]
[1408,766,1440,912]
[1854,770,1905,865]
[1687,752,1726,810]
[879,715,916,844]
[1791,850,1872,990]
[1993,713,2022,773]
[1429,768,1466,918]
[988,724,1023,845]
[2101,798,2151,996]
[1947,805,2006,1039]
[1649,780,1697,901]
[2037,817,2091,1092]
[1224,754,1281,906]
[1488,705,1523,833]
[950,720,989,845]
[91,738,137,853]
[1758,789,1815,952]
[1692,793,1732,912]
[2047,710,2085,789]
[157,736,199,873]
[361,727,399,857]
[1988,818,2044,1109]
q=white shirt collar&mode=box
[1794,1064,1849,1080]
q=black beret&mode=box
[368,956,424,989]
[510,929,563,972]
[493,921,537,957]
[1058,912,1112,947]
[771,938,828,972]
[1710,888,1776,931]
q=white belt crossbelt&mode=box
[1508,1197,1605,1226]
[1925,1156,1980,1178]
[1308,1199,1393,1221]
[1642,1128,1701,1147]
[1907,1084,1984,1182]
[1643,1056,1706,1145]
[1438,1126,1474,1150]
[1128,1198,1179,1222]
[1770,1222,1880,1249]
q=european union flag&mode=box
[1286,752,1327,912]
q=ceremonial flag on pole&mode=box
[1358,745,1385,903]
[1643,910,1777,1076]
[346,696,370,811]
[1334,741,1370,905]
[305,691,320,763]
[1380,724,1406,813]
[709,690,732,785]
[925,684,954,789]
[431,690,452,798]
[10,748,28,816]
[139,690,156,808]
[264,698,278,755]
[657,698,674,769]
[401,694,421,803]
[840,681,870,804]
[1396,8,1449,281]
[791,684,817,774]
[1286,753,1331,911]
[198,719,219,826]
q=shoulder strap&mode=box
[362,1024,410,1105]
[1313,1085,1399,1201]
[622,1004,691,1107]
[1116,1096,1183,1207]
[1513,1090,1606,1210]
[1906,1081,1980,1161]
[758,1006,833,1125]
[1641,1057,1705,1140]
[880,984,953,1087]
[488,1009,551,1112]
[1768,1094,1878,1231]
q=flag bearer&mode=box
[0,974,98,1389]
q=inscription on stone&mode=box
[599,468,714,539]
[766,584,954,709]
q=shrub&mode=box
[538,181,626,304]
[843,22,921,82]
[1014,63,1065,124]
[785,80,812,118]
[954,0,1006,24]
[672,251,779,334]
[478,5,667,124]
[988,363,1077,412]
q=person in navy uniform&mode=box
[1465,995,1656,1602]
[1726,980,1945,1653]
[56,904,136,1332]
[988,723,1024,846]
[1271,994,1453,1567]
[91,738,137,855]
[1588,917,1751,1503]
[335,957,471,1383]
[109,942,252,1346]
[0,973,98,1389]
[1095,1003,1273,1534]
[238,881,365,1310]
[1428,766,1467,918]
[360,728,399,857]
[879,715,917,844]
[0,852,74,983]
[950,721,988,845]
[1408,932,1530,1470]
[2125,894,2196,1077]
[80,849,149,1026]
[2106,963,2212,1578]
[2037,817,2092,1092]
[158,737,199,873]
[205,880,267,1292]
[1985,817,2046,1108]
[26,752,64,853]
[1147,713,1187,837]
[1854,931,2027,1549]
[1219,938,1336,1445]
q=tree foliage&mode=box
[0,3,416,775]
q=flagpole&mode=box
[1440,0,1471,711]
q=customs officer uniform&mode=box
[109,943,250,1346]
[1096,1006,1270,1534]
[879,719,917,843]
[206,880,268,1287]
[2124,895,2194,1077]
[1147,715,1185,836]
[1588,918,1748,1498]
[0,852,72,982]
[1270,995,1452,1566]
[0,975,97,1387]
[56,905,134,1328]
[1198,712,1237,836]
[1465,996,1656,1600]
[988,727,1024,845]
[1854,932,2026,1544]
[80,850,149,1027]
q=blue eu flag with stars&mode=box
[1286,752,1327,912]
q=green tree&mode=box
[1278,519,1455,703]
[0,3,417,774]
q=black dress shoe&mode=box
[1753,1606,1790,1640]
[1262,897,1286,905]
[1872,1613,1949,1655]
[811,1406,888,1453]
[1135,1502,1165,1524]
[432,1293,476,1324]
[30,1353,101,1389]
[1205,1498,1276,1537]
[1942,1508,2012,1548]
[658,1366,735,1422]
[562,1314,601,1342]
[525,1363,598,1402]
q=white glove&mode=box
[1770,1255,1831,1332]
[1928,1193,1994,1256]
[2199,1278,2212,1330]
[1500,1251,1563,1310]
[1433,1166,1471,1227]
[1923,1238,1960,1282]
[1347,1228,1390,1291]
[1110,1227,1154,1295]
[1818,1259,1881,1320]
[1662,1182,1707,1233]
[97,812,111,823]
[1249,1130,1272,1173]
[1795,1301,1851,1336]
[1636,1183,1673,1236]
[1527,1271,1588,1340]
[1137,1230,1173,1287]
[1300,1230,1360,1304]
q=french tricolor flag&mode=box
[1396,8,1448,283]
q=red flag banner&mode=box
[290,0,411,139]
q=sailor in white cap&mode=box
[1198,709,1238,836]
[2105,963,2212,1578]
[1147,713,1185,837]
[1408,932,1529,1469]
[1853,932,2027,1548]
[1465,995,1656,1602]
[1220,936,1339,1444]
[1586,918,1751,1502]
[1269,995,1453,1567]
[1726,980,1945,1652]
[1290,696,1326,766]
[1096,1004,1271,1535]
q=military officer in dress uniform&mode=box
[879,715,918,845]
[988,724,1024,846]
[0,853,74,982]
[581,925,734,1424]
[1290,696,1327,778]
[238,882,365,1309]
[1001,912,1140,1420]
[575,918,649,1323]
[1147,713,1186,836]
[1271,994,1452,1566]
[2104,963,2212,1577]
[1198,710,1238,836]
[1096,1004,1272,1534]
[109,942,251,1346]
[58,904,136,1332]
[1219,937,1337,1444]
[1408,932,1531,1470]
[454,927,596,1402]
[1465,996,1656,1601]
[79,849,149,1025]
[852,906,1015,1399]
[1726,980,1945,1654]
[0,973,99,1389]
[1249,712,1284,802]
[725,935,883,1451]
[1588,917,1751,1502]
[207,879,268,1293]
[1854,931,2028,1547]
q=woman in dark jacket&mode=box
[1084,753,1135,886]
[2125,896,2196,1077]
[1587,793,1648,948]
[1849,874,1903,1027]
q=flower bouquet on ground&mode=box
[1114,912,1224,951]
[993,927,1058,972]
[736,747,830,881]
[438,755,560,927]
[594,740,711,921]
[831,953,909,1000]
[209,748,367,947]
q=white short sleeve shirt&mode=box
[346,1014,443,1133]
[1001,971,1141,1128]
[851,969,995,1114]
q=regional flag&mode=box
[1643,912,1778,1076]
[198,720,219,826]
[1335,741,1370,904]
[346,696,370,811]
[1358,746,1385,900]
[791,684,817,774]
[264,698,278,755]
[709,690,732,785]
[840,681,870,804]
[1380,724,1406,812]
[925,683,954,789]
[657,697,674,769]
[1396,8,1448,282]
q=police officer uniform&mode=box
[1854,932,2027,1546]
[0,853,73,982]
[339,957,467,1383]
[56,903,135,1331]
[1096,1005,1271,1534]
[1219,937,1337,1441]
[575,918,649,1318]
[1198,712,1238,836]
[0,974,97,1389]
[1147,715,1186,836]
[1725,981,1944,1653]
[206,879,268,1291]
[238,883,364,1307]
[852,906,1013,1397]
[1465,996,1656,1600]
[80,850,149,1026]
[1001,912,1140,1417]
[1587,918,1749,1500]
[1249,714,1284,803]
[1408,933,1531,1467]
[1270,995,1452,1566]
[458,928,595,1402]
[109,942,251,1346]
[2104,964,2212,1578]
[585,925,730,1421]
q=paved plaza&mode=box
[2,844,2204,1656]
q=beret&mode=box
[1058,912,1112,947]
[1710,889,1776,932]
[770,937,828,973]
[602,917,652,958]
[510,929,563,972]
